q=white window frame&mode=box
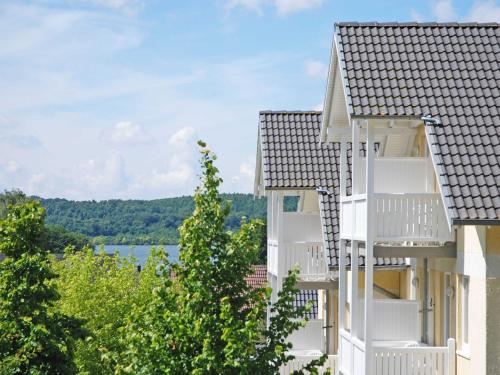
[461,275,470,354]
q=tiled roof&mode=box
[336,22,500,221]
[258,111,406,268]
[245,265,267,289]
[259,111,338,190]
[293,289,318,319]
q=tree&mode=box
[0,189,31,218]
[0,201,86,374]
[0,190,91,254]
[51,248,162,375]
[117,141,328,374]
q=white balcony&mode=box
[268,240,328,281]
[285,242,327,281]
[280,354,337,375]
[341,193,452,243]
[339,300,456,375]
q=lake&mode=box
[96,244,179,266]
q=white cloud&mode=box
[467,1,500,21]
[79,150,128,193]
[413,0,500,22]
[313,102,323,111]
[275,0,324,14]
[74,0,144,15]
[109,121,151,144]
[225,0,324,15]
[305,59,328,79]
[410,8,424,22]
[5,161,20,173]
[168,127,195,146]
[432,0,457,21]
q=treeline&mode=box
[40,194,281,245]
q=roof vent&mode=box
[421,115,443,126]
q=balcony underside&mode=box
[346,242,457,258]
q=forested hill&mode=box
[40,194,269,245]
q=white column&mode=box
[340,136,347,198]
[364,120,375,374]
[352,120,360,195]
[351,240,359,339]
[339,239,346,331]
[277,192,285,291]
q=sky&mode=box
[0,0,498,201]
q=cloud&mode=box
[432,0,457,21]
[411,0,500,22]
[5,161,20,173]
[131,127,197,194]
[225,0,325,15]
[467,1,500,21]
[71,0,144,15]
[305,59,328,79]
[313,102,323,111]
[168,127,195,146]
[108,121,151,144]
[0,134,42,149]
[274,0,324,14]
[79,150,128,193]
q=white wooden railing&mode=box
[280,354,338,375]
[356,300,420,342]
[341,193,452,243]
[285,242,327,281]
[268,240,278,275]
[373,339,456,375]
[374,193,452,242]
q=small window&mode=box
[461,276,470,352]
[283,196,299,212]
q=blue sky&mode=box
[0,0,498,200]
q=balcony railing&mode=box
[374,193,452,243]
[339,328,456,375]
[268,240,328,281]
[285,242,328,281]
[280,354,337,375]
[341,193,453,243]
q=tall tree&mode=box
[0,201,86,374]
[117,142,328,374]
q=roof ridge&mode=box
[259,110,323,114]
[336,21,499,27]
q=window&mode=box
[461,276,470,352]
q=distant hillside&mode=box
[41,193,271,245]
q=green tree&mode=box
[51,247,162,375]
[0,189,31,218]
[0,202,86,374]
[117,142,327,374]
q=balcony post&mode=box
[351,241,359,339]
[340,136,347,197]
[352,120,360,195]
[339,239,346,332]
[364,120,375,375]
[277,192,285,291]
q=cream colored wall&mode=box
[485,226,500,374]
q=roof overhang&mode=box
[452,219,500,226]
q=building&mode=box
[255,22,500,375]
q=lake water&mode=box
[96,244,179,266]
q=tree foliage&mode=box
[51,248,162,375]
[0,190,91,254]
[117,142,327,374]
[0,202,86,374]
